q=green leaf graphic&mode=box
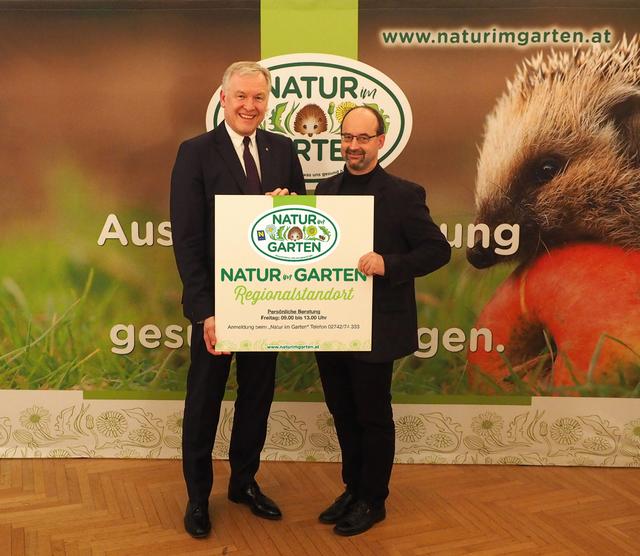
[319,225,332,241]
[364,103,391,133]
[269,102,288,134]
[284,102,300,134]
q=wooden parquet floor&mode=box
[1,459,639,555]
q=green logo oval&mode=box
[206,53,413,185]
[250,206,340,264]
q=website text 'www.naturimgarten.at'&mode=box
[380,27,613,48]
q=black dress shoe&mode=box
[318,490,356,524]
[334,500,385,536]
[228,481,282,520]
[184,501,211,538]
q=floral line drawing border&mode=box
[0,392,638,466]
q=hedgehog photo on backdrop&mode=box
[468,35,640,269]
[466,36,640,395]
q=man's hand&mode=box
[358,251,385,276]
[266,187,297,196]
[203,316,231,356]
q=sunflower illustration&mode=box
[335,101,357,123]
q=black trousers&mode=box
[315,352,395,509]
[182,323,277,505]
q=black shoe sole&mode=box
[251,508,283,521]
[319,510,350,525]
[228,496,282,520]
[333,514,385,536]
[184,520,211,538]
[185,529,210,539]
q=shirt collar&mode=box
[225,122,257,150]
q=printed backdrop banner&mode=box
[0,0,639,466]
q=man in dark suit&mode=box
[170,61,305,538]
[314,106,451,536]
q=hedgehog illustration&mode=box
[467,36,640,269]
[287,226,303,241]
[293,104,328,137]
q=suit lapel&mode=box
[212,123,248,194]
[323,171,344,195]
[370,169,391,238]
[368,167,390,206]
[256,130,276,193]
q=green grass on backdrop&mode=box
[1,162,637,400]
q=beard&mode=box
[345,148,367,171]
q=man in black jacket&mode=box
[314,106,451,536]
[170,61,305,538]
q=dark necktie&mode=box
[242,136,262,194]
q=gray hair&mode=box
[221,61,272,92]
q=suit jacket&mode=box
[170,123,306,322]
[315,165,451,362]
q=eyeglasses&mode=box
[340,133,380,144]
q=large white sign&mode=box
[214,195,373,351]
